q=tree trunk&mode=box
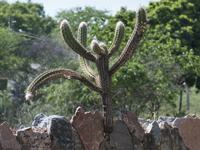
[183,82,190,112]
[179,89,182,114]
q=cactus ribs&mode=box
[25,6,148,134]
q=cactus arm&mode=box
[25,68,103,101]
[77,22,99,83]
[79,56,95,81]
[77,22,87,48]
[91,40,106,55]
[109,7,147,75]
[100,43,108,54]
[108,21,125,57]
[79,57,101,87]
[25,7,148,135]
[60,20,96,62]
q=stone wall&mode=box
[0,107,199,150]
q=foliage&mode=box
[147,0,199,53]
[0,1,56,34]
[0,26,28,77]
[19,79,101,126]
[160,84,200,118]
[0,90,15,125]
[115,37,188,117]
[56,6,110,33]
[25,6,147,133]
[17,7,112,127]
[147,0,200,85]
[1,0,200,128]
[91,5,199,117]
[21,3,199,126]
[0,14,75,127]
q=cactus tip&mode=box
[99,42,107,47]
[116,21,125,27]
[91,40,98,47]
[136,6,148,22]
[25,91,34,101]
[60,19,69,29]
[137,6,145,12]
[79,22,87,27]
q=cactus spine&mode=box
[25,6,147,134]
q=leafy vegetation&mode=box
[0,0,56,34]
[0,0,199,127]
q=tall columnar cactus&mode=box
[25,7,147,134]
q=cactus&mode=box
[25,6,147,134]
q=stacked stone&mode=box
[0,109,199,150]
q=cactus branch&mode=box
[109,7,147,75]
[79,56,101,86]
[108,21,125,57]
[91,40,106,55]
[60,20,96,62]
[79,56,96,80]
[100,43,108,54]
[77,22,87,47]
[26,6,147,135]
[77,22,98,83]
[25,68,103,101]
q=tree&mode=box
[0,1,56,35]
[0,27,26,77]
[56,6,110,33]
[147,0,200,85]
[7,1,200,128]
[0,26,28,125]
[147,0,199,52]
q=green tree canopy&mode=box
[146,0,200,87]
[0,27,26,77]
[55,6,111,44]
[56,6,110,32]
[92,5,199,117]
[0,0,56,34]
[147,0,200,54]
[2,1,200,127]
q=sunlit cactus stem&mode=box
[25,6,148,135]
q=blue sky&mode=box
[6,0,160,18]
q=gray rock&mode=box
[0,122,22,150]
[138,118,152,125]
[32,112,49,129]
[146,121,161,145]
[72,128,84,150]
[157,117,176,123]
[160,128,189,150]
[143,133,159,150]
[47,115,73,150]
[120,110,145,141]
[17,125,26,131]
[110,120,133,150]
[131,135,143,150]
[170,128,190,150]
[70,107,104,150]
[0,143,2,150]
[16,127,51,150]
[99,141,117,150]
[131,127,190,150]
